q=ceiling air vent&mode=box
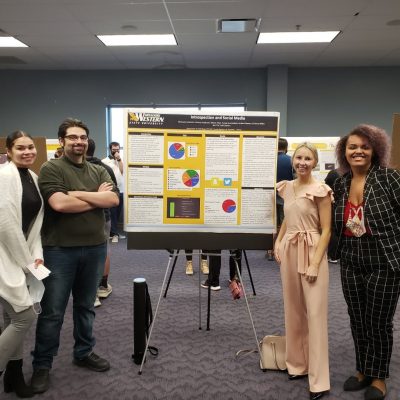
[217,18,260,33]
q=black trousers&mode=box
[207,250,242,286]
[340,235,400,378]
[184,250,207,261]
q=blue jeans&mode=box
[32,243,106,369]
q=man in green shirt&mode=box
[31,118,119,394]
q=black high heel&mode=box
[3,359,33,398]
[309,390,327,400]
[288,374,308,380]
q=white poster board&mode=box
[286,137,339,182]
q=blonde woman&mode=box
[274,142,332,400]
[0,131,44,398]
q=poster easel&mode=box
[123,110,279,373]
[138,249,261,374]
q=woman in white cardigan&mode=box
[0,131,44,398]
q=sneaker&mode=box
[201,280,221,291]
[201,259,209,275]
[31,368,50,394]
[118,234,126,239]
[94,296,101,307]
[328,258,338,264]
[111,235,119,243]
[185,260,194,275]
[98,284,113,299]
[73,352,110,372]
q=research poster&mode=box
[124,110,280,234]
[286,137,339,182]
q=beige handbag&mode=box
[259,335,287,371]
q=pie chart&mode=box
[182,170,199,187]
[222,199,236,213]
[169,143,185,159]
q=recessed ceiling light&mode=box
[0,37,28,47]
[257,31,340,44]
[97,34,177,46]
[217,19,260,33]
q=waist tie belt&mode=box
[285,230,319,274]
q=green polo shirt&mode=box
[39,156,118,247]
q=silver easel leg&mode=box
[139,250,175,374]
[234,259,261,356]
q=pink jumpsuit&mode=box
[276,180,332,393]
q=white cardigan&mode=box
[0,161,44,312]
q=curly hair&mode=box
[335,124,391,174]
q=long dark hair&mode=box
[6,130,33,150]
[336,124,390,174]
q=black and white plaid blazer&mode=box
[332,165,400,271]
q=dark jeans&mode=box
[207,250,242,286]
[32,243,106,369]
[185,249,207,261]
[276,203,285,229]
[327,230,339,260]
[110,192,124,236]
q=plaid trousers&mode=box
[340,235,400,378]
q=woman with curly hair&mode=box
[333,124,400,400]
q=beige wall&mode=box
[391,114,400,169]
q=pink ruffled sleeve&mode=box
[305,183,334,202]
[276,180,288,200]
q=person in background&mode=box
[333,124,400,400]
[102,141,124,243]
[201,250,242,291]
[86,139,117,307]
[0,131,44,398]
[53,147,63,159]
[184,250,208,275]
[324,168,341,263]
[274,142,332,400]
[268,138,294,260]
[31,118,119,394]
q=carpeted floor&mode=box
[2,242,399,399]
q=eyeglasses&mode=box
[64,135,88,142]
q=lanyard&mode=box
[346,204,366,237]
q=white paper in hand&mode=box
[26,263,51,281]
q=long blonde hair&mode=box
[292,142,318,168]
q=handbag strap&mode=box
[270,342,286,371]
[235,348,258,358]
[235,339,263,359]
